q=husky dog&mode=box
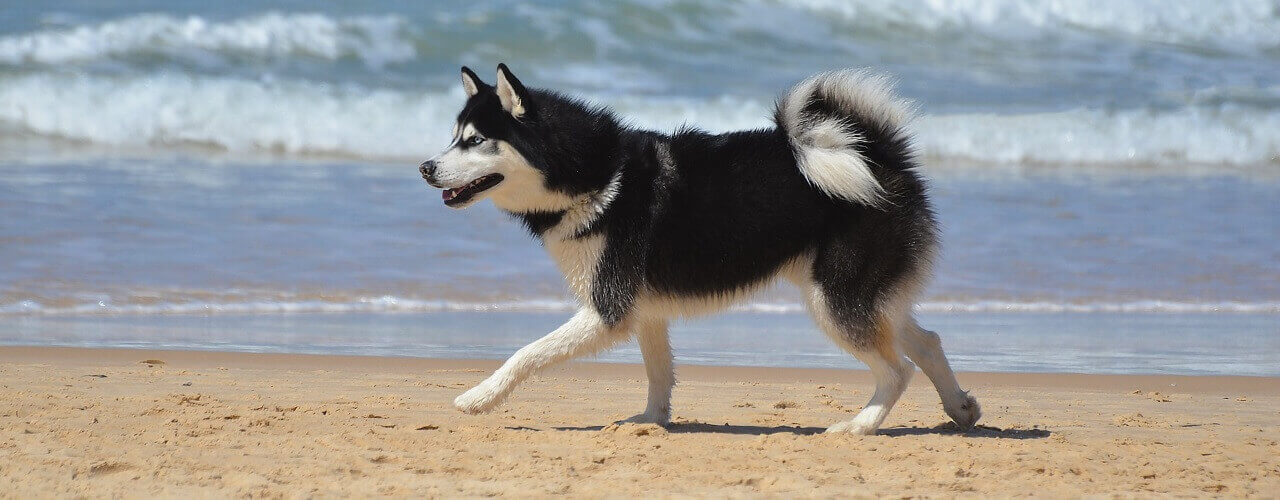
[419,64,979,434]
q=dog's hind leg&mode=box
[792,271,913,435]
[454,308,629,414]
[821,311,913,435]
[899,318,981,429]
[619,317,673,425]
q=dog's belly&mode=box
[635,253,810,319]
[633,287,762,319]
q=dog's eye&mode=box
[466,136,485,146]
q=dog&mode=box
[419,64,980,434]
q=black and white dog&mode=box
[420,64,979,434]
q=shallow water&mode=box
[3,311,1277,376]
[2,160,1276,316]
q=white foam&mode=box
[0,12,414,67]
[605,92,1280,169]
[0,72,1277,168]
[0,297,579,317]
[0,73,457,159]
[915,105,1280,167]
[781,0,1280,52]
[915,300,1280,314]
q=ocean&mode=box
[1,0,1277,375]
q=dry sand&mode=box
[1,346,1277,497]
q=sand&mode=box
[1,347,1277,497]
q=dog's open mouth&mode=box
[442,173,504,206]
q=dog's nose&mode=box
[420,160,446,187]
[420,160,445,188]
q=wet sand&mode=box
[1,347,1276,497]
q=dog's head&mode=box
[420,64,617,212]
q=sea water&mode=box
[1,1,1277,375]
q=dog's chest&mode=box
[543,235,604,301]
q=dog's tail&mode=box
[775,69,915,206]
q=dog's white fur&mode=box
[455,308,630,414]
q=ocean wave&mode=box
[782,0,1280,51]
[3,296,1277,317]
[915,105,1280,167]
[4,2,1276,73]
[2,72,1277,168]
[0,73,454,159]
[0,12,414,67]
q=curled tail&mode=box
[776,69,916,206]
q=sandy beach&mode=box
[0,347,1276,497]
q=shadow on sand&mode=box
[879,423,1051,439]
[549,421,1050,439]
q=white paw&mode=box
[617,411,670,426]
[944,393,982,430]
[453,381,505,414]
[824,419,879,435]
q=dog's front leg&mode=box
[618,317,673,425]
[454,308,629,414]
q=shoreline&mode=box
[3,346,1277,496]
[7,309,1279,377]
[3,345,1279,395]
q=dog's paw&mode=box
[616,411,670,426]
[453,381,504,414]
[944,392,982,430]
[823,419,879,436]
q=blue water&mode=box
[3,311,1277,376]
[1,1,1277,375]
[3,161,1276,314]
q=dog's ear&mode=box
[495,63,530,118]
[460,66,488,97]
[461,66,487,97]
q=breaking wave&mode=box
[783,0,1280,51]
[0,12,414,68]
[1,72,1276,168]
[7,1,1280,69]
